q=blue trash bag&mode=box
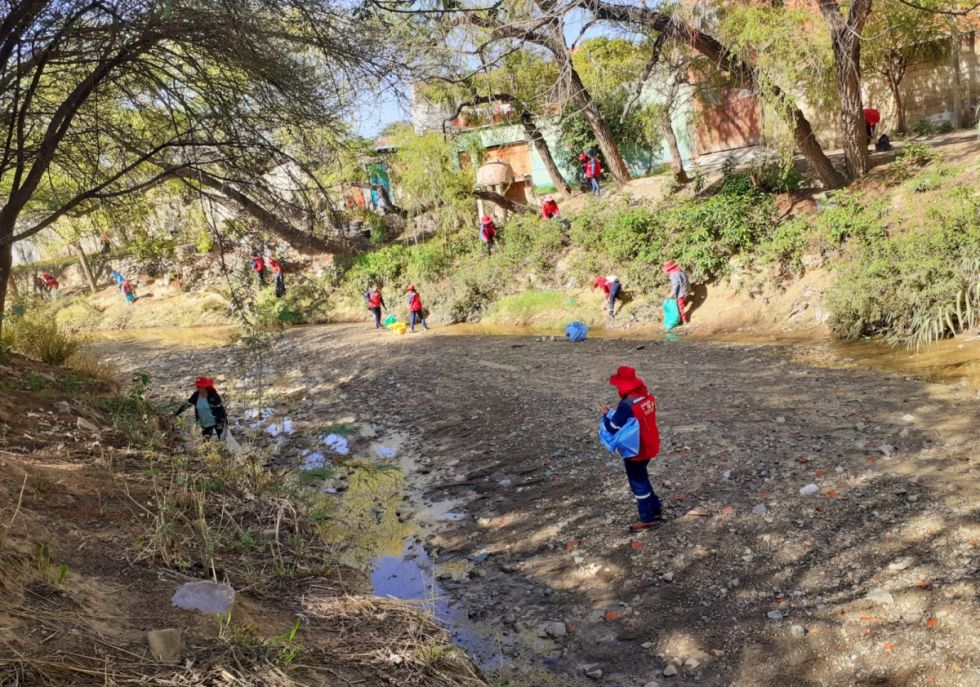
[598,410,640,459]
[663,298,682,331]
[565,321,589,342]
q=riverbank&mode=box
[85,323,980,687]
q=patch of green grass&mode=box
[316,422,360,437]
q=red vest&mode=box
[367,291,382,308]
[626,393,660,461]
[408,292,422,312]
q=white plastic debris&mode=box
[799,484,819,496]
[323,434,350,455]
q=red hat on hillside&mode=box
[195,376,215,389]
[609,366,647,397]
[578,152,588,161]
[481,215,493,224]
[405,284,416,292]
[663,260,679,273]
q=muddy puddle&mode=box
[237,408,503,671]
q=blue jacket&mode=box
[603,397,635,434]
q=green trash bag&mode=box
[383,314,397,327]
[663,298,681,331]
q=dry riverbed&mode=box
[89,324,980,687]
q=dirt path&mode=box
[89,325,980,687]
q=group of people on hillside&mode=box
[592,262,690,323]
[251,255,286,297]
[363,283,428,332]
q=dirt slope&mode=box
[88,325,980,687]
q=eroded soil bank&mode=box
[89,325,980,687]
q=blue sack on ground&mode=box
[663,298,681,331]
[598,410,640,459]
[565,321,589,342]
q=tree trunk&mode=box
[0,241,11,337]
[819,1,872,179]
[887,75,907,133]
[520,111,572,196]
[950,22,963,128]
[663,119,689,184]
[791,109,847,188]
[565,67,631,184]
[74,242,98,293]
[472,190,534,215]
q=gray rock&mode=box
[540,621,567,639]
[172,581,235,614]
[684,657,701,669]
[663,664,678,677]
[790,625,807,639]
[865,589,894,606]
[641,641,654,649]
[644,682,661,687]
[752,504,767,516]
[661,572,674,583]
[146,629,182,663]
[76,416,101,434]
[585,668,603,679]
[767,610,784,620]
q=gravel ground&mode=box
[91,324,980,687]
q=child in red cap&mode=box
[602,366,662,531]
[480,215,497,255]
[174,376,227,440]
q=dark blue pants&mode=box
[369,307,382,328]
[624,459,661,523]
[608,293,617,317]
[409,311,427,331]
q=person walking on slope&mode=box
[541,196,560,219]
[405,285,429,333]
[364,284,387,329]
[268,258,286,298]
[174,376,227,440]
[480,215,497,255]
[584,149,602,196]
[121,279,136,304]
[663,260,690,324]
[251,255,267,286]
[602,366,663,531]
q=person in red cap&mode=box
[863,108,881,148]
[663,260,690,324]
[268,258,286,298]
[480,215,497,255]
[174,377,227,440]
[251,255,267,286]
[583,149,602,196]
[363,284,387,329]
[540,196,560,220]
[405,285,428,332]
[602,366,662,531]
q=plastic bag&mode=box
[598,410,640,459]
[383,314,397,327]
[663,298,681,330]
[392,322,408,335]
[565,321,589,342]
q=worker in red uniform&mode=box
[583,149,602,196]
[593,275,621,318]
[602,366,663,531]
[364,284,386,329]
[480,215,497,255]
[663,260,690,324]
[40,273,60,298]
[405,285,428,332]
[863,108,881,148]
[268,258,285,298]
[251,255,267,286]
[540,196,560,219]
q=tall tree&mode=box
[817,0,875,178]
[591,1,848,189]
[0,0,401,330]
[863,1,948,133]
[460,3,633,183]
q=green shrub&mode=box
[825,192,980,342]
[252,278,329,327]
[897,142,935,168]
[4,309,84,364]
[757,217,809,277]
[815,192,887,247]
[196,230,215,254]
